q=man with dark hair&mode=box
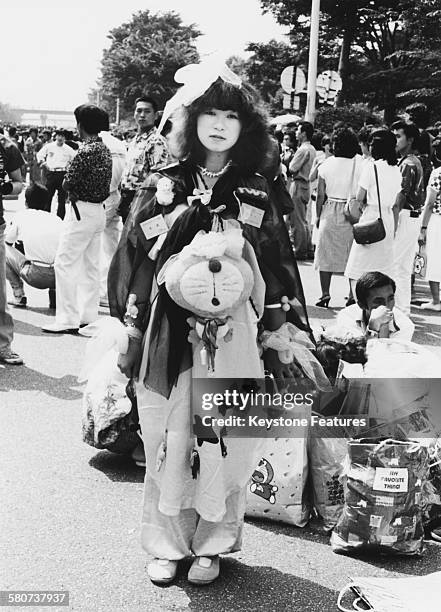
[287,120,316,259]
[406,103,433,189]
[37,128,75,218]
[42,105,112,334]
[119,95,169,223]
[5,183,61,309]
[337,271,414,340]
[391,121,425,315]
[0,132,25,364]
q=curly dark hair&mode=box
[316,337,367,380]
[332,126,359,158]
[168,78,272,175]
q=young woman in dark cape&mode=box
[107,65,311,585]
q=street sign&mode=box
[282,93,301,112]
[280,66,306,94]
[283,94,292,110]
[316,70,342,104]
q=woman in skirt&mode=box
[314,127,361,307]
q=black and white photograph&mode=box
[1,1,441,610]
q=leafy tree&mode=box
[99,10,200,115]
[242,40,300,112]
[314,103,382,134]
[260,0,441,118]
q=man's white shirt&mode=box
[36,142,75,171]
[99,131,127,193]
[6,209,63,264]
[336,303,415,342]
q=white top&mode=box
[5,209,63,264]
[99,131,127,193]
[336,303,414,342]
[36,142,75,171]
[358,159,402,213]
[318,155,364,200]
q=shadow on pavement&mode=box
[0,366,82,399]
[176,558,338,612]
[246,517,441,577]
[13,318,50,337]
[246,517,330,546]
[88,450,145,483]
[334,541,441,576]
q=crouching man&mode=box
[6,183,61,309]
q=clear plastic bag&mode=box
[331,438,429,556]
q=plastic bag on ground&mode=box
[331,438,429,556]
[246,435,310,527]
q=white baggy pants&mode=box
[54,201,105,327]
[393,210,421,315]
[100,190,122,300]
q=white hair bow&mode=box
[157,56,242,134]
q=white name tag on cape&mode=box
[240,203,265,228]
[140,214,168,240]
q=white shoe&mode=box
[41,323,79,334]
[420,301,441,311]
[147,559,178,584]
[187,556,220,585]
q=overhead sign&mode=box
[316,70,342,103]
[280,66,306,94]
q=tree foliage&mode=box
[99,10,200,114]
[260,0,441,119]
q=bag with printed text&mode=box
[331,438,429,556]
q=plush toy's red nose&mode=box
[208,258,222,273]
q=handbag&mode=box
[343,158,361,225]
[352,163,386,245]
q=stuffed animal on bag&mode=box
[161,227,255,372]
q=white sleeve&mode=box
[36,144,47,163]
[358,163,372,192]
[5,220,19,244]
[392,310,415,342]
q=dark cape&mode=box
[108,160,310,398]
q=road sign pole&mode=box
[305,0,320,124]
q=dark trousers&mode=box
[118,189,136,224]
[287,180,313,259]
[45,171,67,219]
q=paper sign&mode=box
[373,468,408,493]
[240,203,265,228]
[369,515,382,528]
[140,214,168,240]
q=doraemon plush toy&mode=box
[161,227,255,372]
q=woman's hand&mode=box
[117,337,142,380]
[264,348,302,381]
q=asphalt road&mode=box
[1,195,440,612]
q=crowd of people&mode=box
[1,61,440,586]
[276,102,441,316]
